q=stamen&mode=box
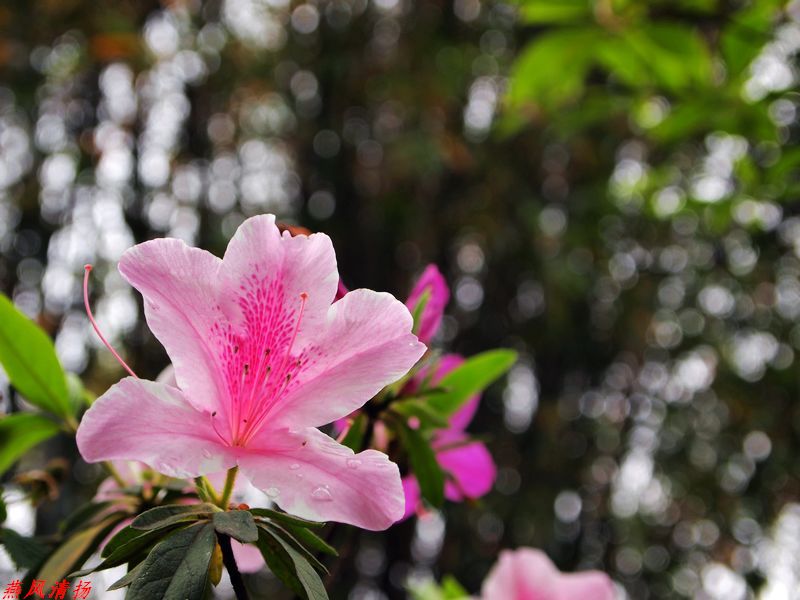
[83,265,138,379]
[210,412,227,445]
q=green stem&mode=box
[195,476,221,504]
[219,466,238,509]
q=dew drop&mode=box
[296,473,304,479]
[311,486,333,501]
[346,458,362,469]
[266,487,280,498]
[290,463,301,470]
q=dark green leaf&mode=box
[261,522,329,575]
[426,349,517,416]
[212,510,258,543]
[0,294,71,418]
[250,508,325,528]
[61,501,114,535]
[37,515,122,584]
[0,413,61,475]
[122,522,215,600]
[256,525,328,600]
[131,503,216,531]
[74,525,186,577]
[281,524,337,557]
[397,424,444,508]
[390,399,449,429]
[0,528,50,570]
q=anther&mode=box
[83,265,138,379]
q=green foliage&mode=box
[0,413,61,474]
[397,421,445,507]
[256,524,328,600]
[409,575,470,600]
[0,529,50,571]
[131,503,217,531]
[113,522,215,600]
[0,294,72,419]
[212,510,258,543]
[426,350,517,416]
[339,412,368,452]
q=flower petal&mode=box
[239,427,404,530]
[481,548,559,600]
[232,541,266,573]
[435,433,496,501]
[76,377,235,478]
[557,571,615,600]
[269,289,426,428]
[401,476,421,521]
[405,264,449,343]
[221,214,339,345]
[118,238,227,415]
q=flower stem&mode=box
[219,466,238,509]
[218,533,250,600]
[104,461,127,488]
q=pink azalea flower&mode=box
[481,548,615,600]
[405,264,449,344]
[77,214,426,530]
[401,354,496,520]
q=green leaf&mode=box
[119,523,215,600]
[37,515,122,585]
[0,413,61,474]
[339,413,367,452]
[0,294,71,418]
[410,288,431,337]
[280,524,337,557]
[517,0,591,24]
[131,503,216,531]
[397,423,445,508]
[212,510,258,543]
[0,528,50,570]
[61,501,115,535]
[260,522,329,575]
[390,399,449,429]
[409,575,470,600]
[426,349,517,416]
[250,508,325,529]
[0,493,5,524]
[257,525,328,600]
[74,525,186,577]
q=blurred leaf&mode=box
[508,28,601,109]
[390,399,450,429]
[516,0,591,24]
[277,523,337,557]
[0,294,71,418]
[0,413,61,474]
[427,349,517,416]
[120,522,215,600]
[66,373,94,412]
[409,575,470,600]
[339,413,367,452]
[397,423,444,508]
[257,524,328,600]
[212,510,258,544]
[0,528,50,570]
[131,503,216,531]
[37,515,121,584]
[410,289,431,338]
[61,501,115,535]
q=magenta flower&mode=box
[77,214,426,530]
[401,354,496,519]
[405,264,449,343]
[481,548,615,600]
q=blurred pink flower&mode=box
[405,264,449,344]
[481,548,614,600]
[77,214,425,530]
[401,354,496,520]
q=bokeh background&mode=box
[2,0,800,597]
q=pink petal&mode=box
[239,427,404,530]
[118,238,227,416]
[481,548,614,600]
[232,540,266,573]
[269,289,426,428]
[76,377,236,478]
[435,434,496,501]
[221,214,339,348]
[400,476,421,521]
[557,571,615,600]
[335,279,349,301]
[481,549,560,600]
[405,264,449,343]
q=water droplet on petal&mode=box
[296,473,304,479]
[346,458,361,469]
[266,487,280,498]
[290,463,301,470]
[311,486,333,501]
